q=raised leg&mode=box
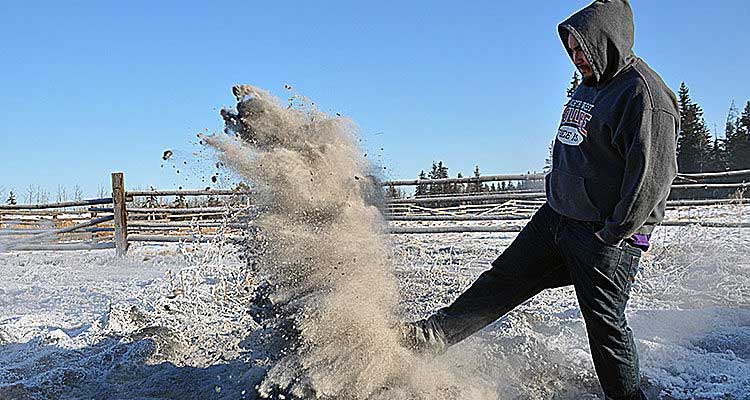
[415,204,571,349]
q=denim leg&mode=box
[559,220,646,400]
[433,203,570,346]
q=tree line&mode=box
[385,162,543,199]
[2,183,251,208]
[676,83,750,172]
[567,72,750,173]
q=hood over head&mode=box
[558,0,635,87]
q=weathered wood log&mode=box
[127,234,244,243]
[1,215,114,250]
[128,221,251,228]
[384,173,546,187]
[676,169,750,180]
[0,210,81,216]
[0,198,113,210]
[387,215,532,221]
[386,218,749,234]
[389,225,523,234]
[407,188,543,198]
[388,192,546,205]
[125,207,233,214]
[666,198,745,207]
[126,189,253,197]
[112,172,129,256]
[660,220,750,228]
[8,242,116,251]
[671,182,750,190]
[88,207,114,213]
[0,226,113,236]
[0,229,56,236]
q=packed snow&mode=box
[1,205,749,399]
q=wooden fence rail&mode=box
[0,198,114,210]
[383,173,546,187]
[2,169,749,255]
[126,189,253,197]
[381,169,750,187]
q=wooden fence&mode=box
[1,169,748,255]
[0,172,254,255]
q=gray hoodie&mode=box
[547,0,679,244]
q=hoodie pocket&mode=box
[545,169,601,221]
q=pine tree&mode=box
[385,184,400,199]
[708,136,728,171]
[145,186,159,208]
[676,83,712,172]
[472,165,482,193]
[455,172,464,194]
[173,194,187,208]
[427,162,439,195]
[724,101,741,169]
[734,101,750,169]
[438,161,449,193]
[566,71,581,98]
[426,161,450,194]
[7,191,17,205]
[415,170,428,196]
[207,194,221,207]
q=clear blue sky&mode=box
[1,1,748,199]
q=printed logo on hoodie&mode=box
[557,99,595,146]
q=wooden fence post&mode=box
[112,172,129,256]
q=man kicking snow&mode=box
[401,1,679,399]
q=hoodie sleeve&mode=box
[596,94,678,244]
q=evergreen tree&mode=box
[172,194,187,208]
[437,161,449,193]
[385,183,400,199]
[427,162,439,195]
[724,101,741,169]
[676,83,712,172]
[206,194,221,207]
[415,170,428,196]
[7,191,17,205]
[708,136,728,171]
[472,165,482,193]
[145,186,159,208]
[427,161,449,194]
[734,101,750,169]
[438,161,448,179]
[566,71,580,98]
[454,172,464,194]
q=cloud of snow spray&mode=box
[202,85,495,399]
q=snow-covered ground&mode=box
[1,205,749,399]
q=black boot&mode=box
[398,315,448,355]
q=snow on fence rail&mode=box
[1,169,748,255]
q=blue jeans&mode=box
[431,203,646,399]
